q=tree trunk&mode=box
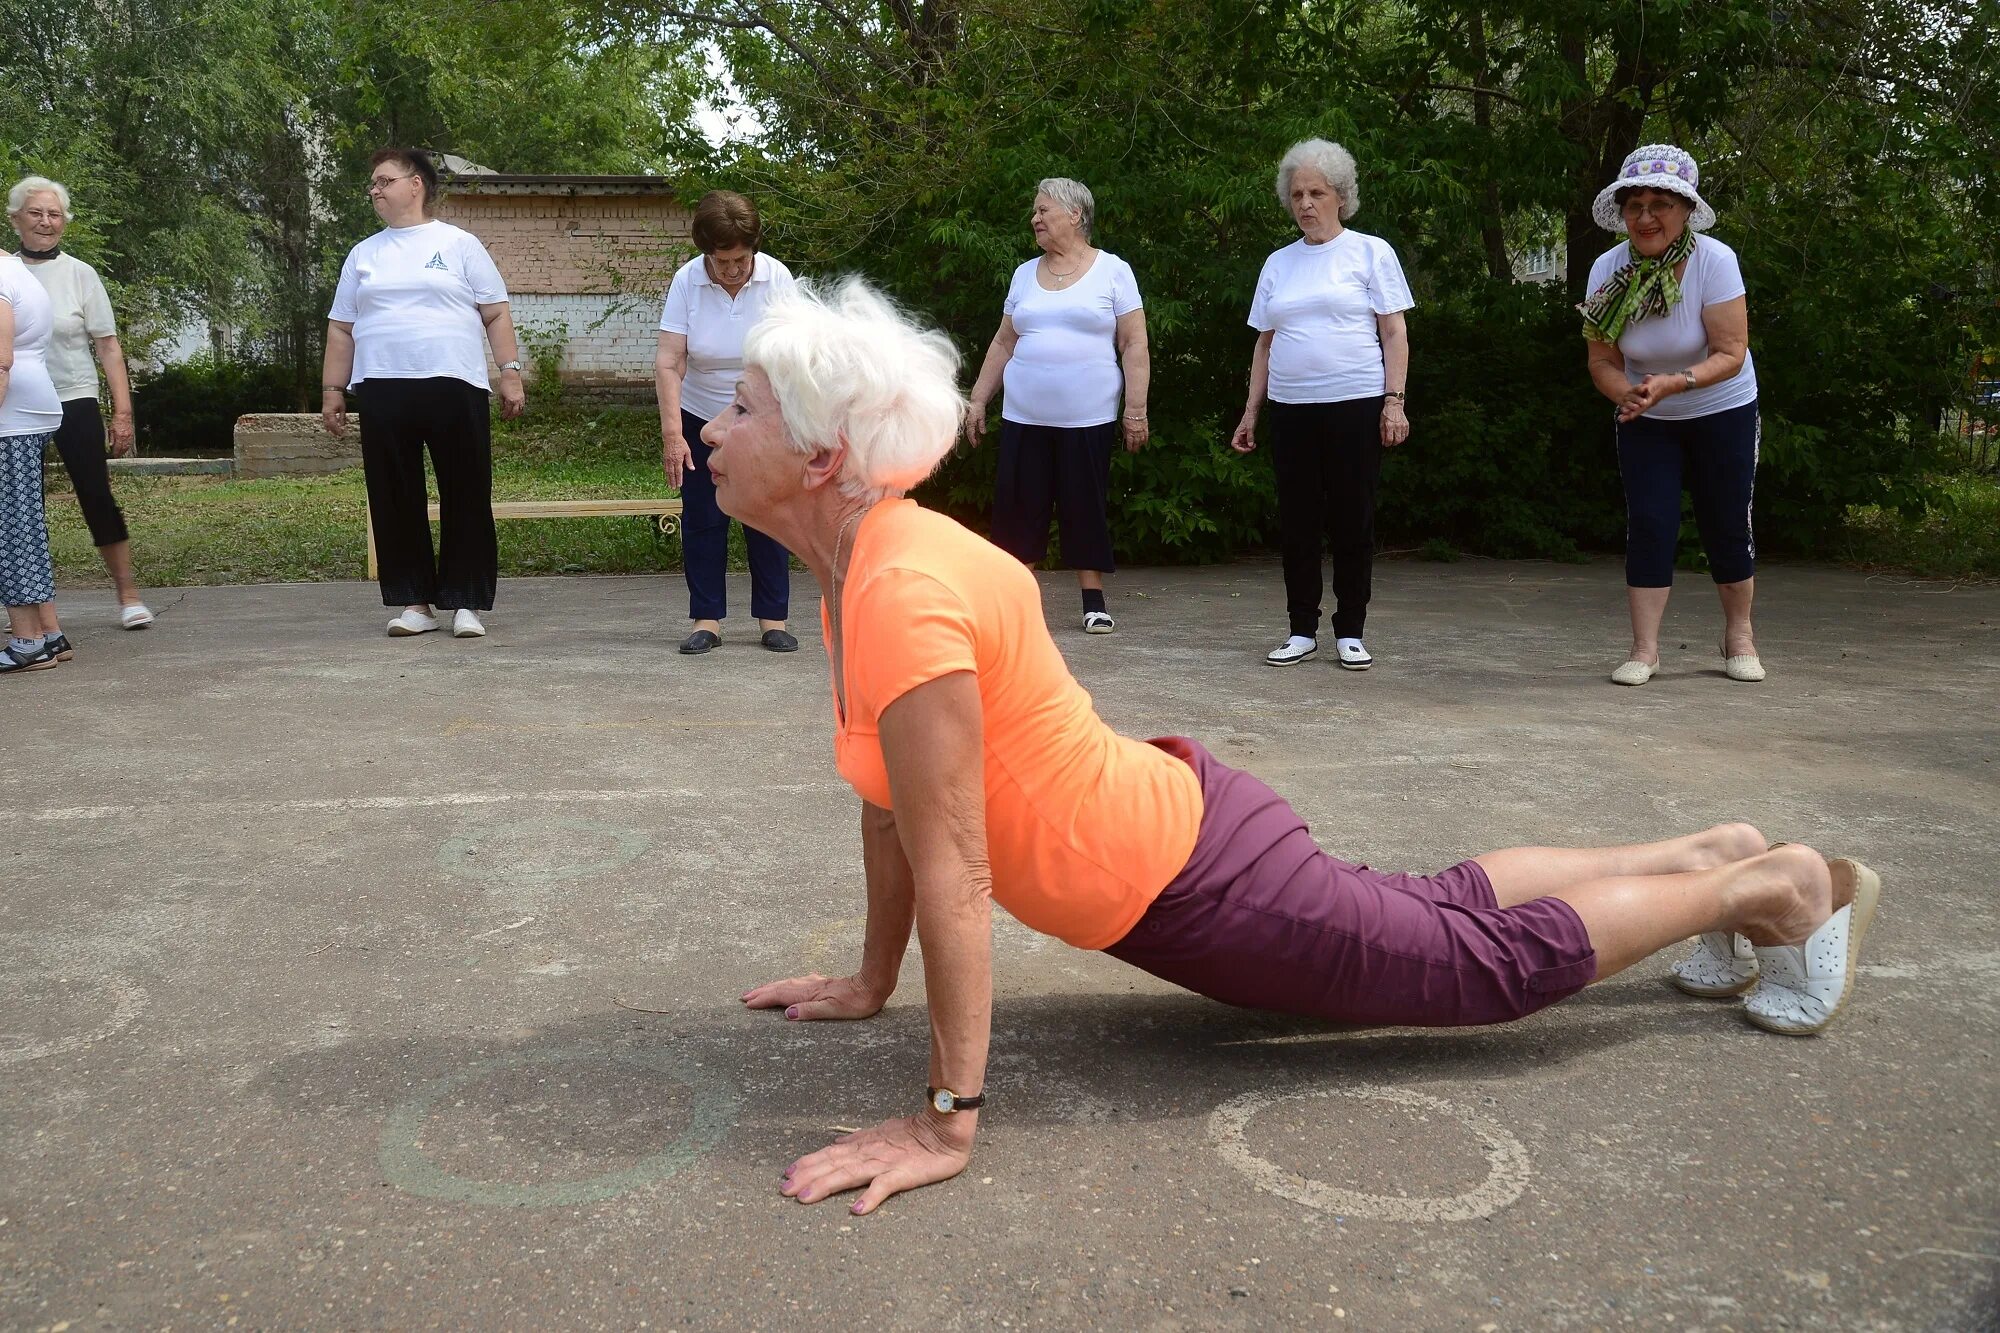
[1469,9,1511,282]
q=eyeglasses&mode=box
[368,174,417,194]
[1621,201,1684,222]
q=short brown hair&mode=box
[690,190,761,253]
[370,148,439,210]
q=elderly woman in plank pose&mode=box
[710,278,1882,1217]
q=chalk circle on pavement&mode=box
[1208,1084,1530,1223]
[381,1047,738,1206]
[0,974,148,1067]
[436,817,651,886]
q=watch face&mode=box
[932,1090,953,1113]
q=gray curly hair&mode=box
[1275,140,1360,221]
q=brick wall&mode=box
[439,192,691,388]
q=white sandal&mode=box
[1671,932,1759,996]
[1743,858,1881,1036]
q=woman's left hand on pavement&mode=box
[780,1112,975,1215]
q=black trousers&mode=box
[1615,399,1759,587]
[359,377,497,610]
[1268,397,1385,640]
[990,418,1118,571]
[52,398,129,547]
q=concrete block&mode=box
[233,414,364,478]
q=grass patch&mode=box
[1833,473,2000,581]
[47,405,755,587]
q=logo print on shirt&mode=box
[423,252,449,271]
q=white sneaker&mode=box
[1744,858,1881,1036]
[1265,635,1317,666]
[1670,932,1759,996]
[387,609,440,637]
[1335,637,1373,670]
[452,608,487,638]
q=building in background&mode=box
[435,156,689,396]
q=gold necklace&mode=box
[1044,255,1081,286]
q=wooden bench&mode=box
[365,498,684,579]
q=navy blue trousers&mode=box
[1616,398,1759,587]
[679,409,790,622]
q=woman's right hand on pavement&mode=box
[663,434,693,487]
[741,972,888,1021]
[1228,413,1258,453]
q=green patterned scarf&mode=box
[1580,228,1696,343]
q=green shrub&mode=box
[131,355,299,455]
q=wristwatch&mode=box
[499,360,524,373]
[928,1086,985,1114]
[1384,390,1407,403]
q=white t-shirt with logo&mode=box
[0,254,63,439]
[328,220,509,390]
[999,251,1142,429]
[657,252,798,422]
[23,253,117,402]
[1586,235,1758,421]
[1248,231,1414,405]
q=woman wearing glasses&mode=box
[322,148,525,639]
[1582,145,1762,688]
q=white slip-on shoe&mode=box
[1082,610,1115,634]
[1723,652,1766,682]
[387,609,440,637]
[1671,932,1759,996]
[1265,635,1318,667]
[1335,637,1372,670]
[1611,659,1656,686]
[452,608,487,638]
[1744,857,1882,1036]
[120,603,154,630]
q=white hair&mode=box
[8,175,72,220]
[1275,139,1360,220]
[744,277,965,504]
[1036,177,1094,238]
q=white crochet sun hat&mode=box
[1592,144,1716,233]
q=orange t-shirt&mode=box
[821,499,1203,949]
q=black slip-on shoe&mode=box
[679,629,722,655]
[760,629,800,653]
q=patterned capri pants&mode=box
[0,431,57,607]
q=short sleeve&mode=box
[1366,239,1415,315]
[845,567,979,717]
[766,256,798,301]
[1109,256,1142,316]
[1001,262,1032,318]
[80,265,117,338]
[459,235,508,305]
[1698,238,1747,306]
[1246,255,1277,331]
[1585,247,1618,295]
[328,249,360,321]
[658,263,695,334]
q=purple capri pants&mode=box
[1103,738,1598,1026]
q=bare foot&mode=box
[1733,844,1832,947]
[1723,629,1757,657]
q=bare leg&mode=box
[1077,571,1104,592]
[692,617,720,635]
[33,601,63,637]
[1553,843,1838,980]
[758,618,788,632]
[1476,821,1765,908]
[1626,585,1670,665]
[1717,577,1755,657]
[99,540,141,606]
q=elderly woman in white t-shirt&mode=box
[8,176,151,628]
[1230,139,1413,671]
[656,190,800,655]
[322,148,526,640]
[0,250,70,673]
[1582,145,1763,688]
[965,177,1149,634]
